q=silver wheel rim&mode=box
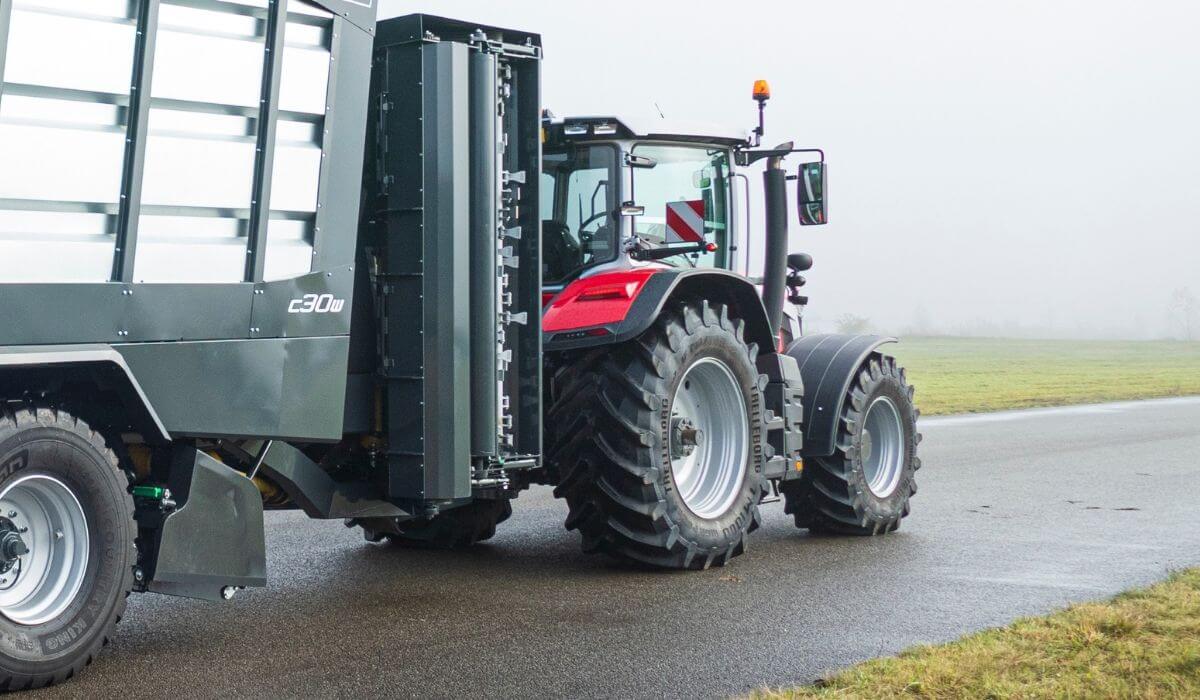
[669,357,750,519]
[861,396,905,498]
[0,475,90,626]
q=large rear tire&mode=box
[547,301,767,570]
[782,353,921,534]
[0,406,135,691]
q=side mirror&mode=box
[797,162,827,226]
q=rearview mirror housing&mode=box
[797,162,827,226]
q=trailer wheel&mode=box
[354,498,512,549]
[782,353,920,535]
[0,406,135,690]
[548,301,766,570]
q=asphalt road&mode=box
[38,397,1200,699]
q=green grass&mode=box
[753,569,1200,700]
[888,337,1200,416]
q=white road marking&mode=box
[920,396,1200,428]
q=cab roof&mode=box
[545,115,750,148]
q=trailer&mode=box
[0,1,919,689]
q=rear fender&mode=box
[0,345,171,443]
[542,269,775,353]
[786,334,897,458]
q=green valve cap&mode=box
[132,485,166,500]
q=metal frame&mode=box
[0,0,11,105]
[113,0,161,282]
[245,0,288,282]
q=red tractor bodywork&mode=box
[542,268,662,333]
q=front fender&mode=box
[786,334,897,458]
[543,268,775,353]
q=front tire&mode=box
[547,301,767,570]
[0,406,135,691]
[782,353,920,534]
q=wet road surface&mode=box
[37,397,1200,699]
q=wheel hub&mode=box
[670,417,705,459]
[0,520,29,573]
[669,358,750,519]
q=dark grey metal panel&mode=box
[149,448,266,600]
[250,267,355,338]
[310,17,373,271]
[417,40,471,501]
[468,49,499,457]
[113,0,161,283]
[0,344,171,441]
[255,441,406,519]
[116,336,349,441]
[245,0,288,282]
[306,0,377,36]
[0,284,253,345]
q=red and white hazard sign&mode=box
[665,200,706,243]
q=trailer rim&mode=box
[0,475,90,626]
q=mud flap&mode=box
[147,449,266,601]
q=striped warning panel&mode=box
[665,200,706,243]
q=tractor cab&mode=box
[540,116,751,292]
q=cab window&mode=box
[631,145,730,269]
[541,145,619,284]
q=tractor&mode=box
[536,106,920,569]
[0,3,918,689]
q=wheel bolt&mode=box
[54,531,63,540]
[6,511,14,519]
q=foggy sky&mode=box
[382,0,1200,339]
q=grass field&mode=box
[754,569,1200,699]
[887,336,1200,416]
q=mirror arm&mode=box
[629,243,714,262]
[735,146,825,167]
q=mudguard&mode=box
[543,268,775,353]
[786,334,897,458]
[147,448,266,601]
[0,344,170,442]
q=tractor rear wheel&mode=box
[547,301,767,570]
[782,353,920,535]
[354,498,512,549]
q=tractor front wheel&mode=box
[782,353,920,535]
[548,301,766,570]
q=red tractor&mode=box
[539,90,921,569]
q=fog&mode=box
[384,0,1200,339]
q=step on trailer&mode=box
[0,0,920,689]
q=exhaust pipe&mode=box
[761,153,790,335]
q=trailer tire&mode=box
[782,353,920,535]
[0,406,135,691]
[356,498,513,549]
[547,301,767,570]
